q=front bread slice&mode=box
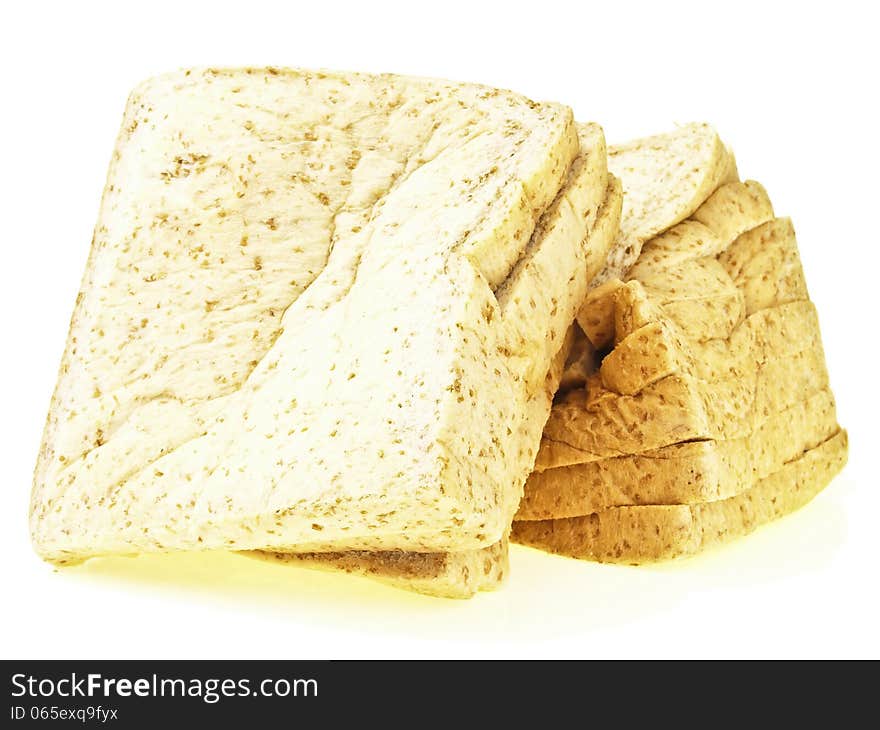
[31,67,584,564]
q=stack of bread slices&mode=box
[29,68,846,598]
[513,139,847,561]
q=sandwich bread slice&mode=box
[31,67,591,564]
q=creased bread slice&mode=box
[254,163,624,598]
[580,180,775,344]
[512,429,848,562]
[540,300,830,468]
[534,198,838,472]
[591,123,738,286]
[31,67,587,564]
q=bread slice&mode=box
[31,67,593,564]
[630,179,776,273]
[580,180,775,344]
[250,326,576,600]
[254,313,574,600]
[592,123,738,285]
[252,171,624,598]
[511,429,849,562]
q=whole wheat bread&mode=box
[31,67,594,563]
[512,133,845,561]
[540,182,821,470]
[518,387,838,520]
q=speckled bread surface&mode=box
[529,199,840,480]
[512,129,845,561]
[256,309,579,600]
[254,159,624,598]
[31,67,592,564]
[253,326,577,600]
[540,301,830,468]
[512,429,848,562]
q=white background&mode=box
[1,0,877,659]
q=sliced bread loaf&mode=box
[540,182,818,470]
[518,387,839,519]
[512,129,845,562]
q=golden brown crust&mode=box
[537,182,826,473]
[250,538,509,599]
